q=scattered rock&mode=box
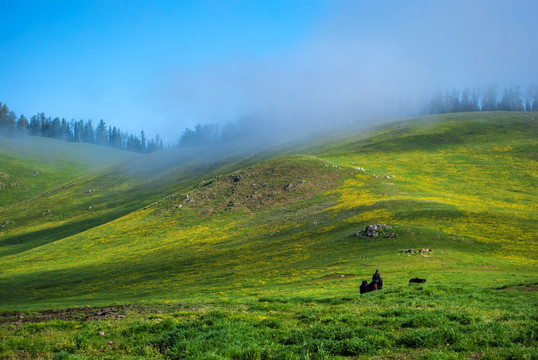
[233,175,242,183]
[183,194,195,204]
[41,209,51,216]
[283,180,306,191]
[202,180,214,187]
[360,224,392,238]
[200,208,214,215]
[384,232,398,238]
[1,221,9,228]
[32,171,40,177]
[401,249,415,254]
[418,248,433,254]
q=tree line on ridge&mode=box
[1,84,537,152]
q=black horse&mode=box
[360,280,381,294]
[409,277,426,284]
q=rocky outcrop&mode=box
[355,224,392,238]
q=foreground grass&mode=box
[1,284,536,359]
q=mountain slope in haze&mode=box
[0,136,138,210]
[0,138,278,258]
[0,112,536,308]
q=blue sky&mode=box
[1,0,537,142]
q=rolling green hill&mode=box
[0,112,536,359]
[0,136,138,209]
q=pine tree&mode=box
[140,131,146,152]
[29,115,41,135]
[0,103,8,135]
[17,115,29,133]
[531,86,538,111]
[51,117,62,138]
[482,85,497,111]
[84,120,95,143]
[61,118,70,140]
[96,119,107,145]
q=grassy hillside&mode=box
[0,139,273,259]
[0,136,137,209]
[0,112,536,359]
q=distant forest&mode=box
[1,85,537,152]
[419,84,537,115]
[0,104,164,153]
[176,84,538,147]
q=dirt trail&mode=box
[0,305,139,324]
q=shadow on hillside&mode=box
[358,130,468,153]
[332,116,524,154]
[0,212,134,257]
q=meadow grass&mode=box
[0,136,136,210]
[1,284,536,359]
[0,112,536,359]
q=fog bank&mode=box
[158,0,538,140]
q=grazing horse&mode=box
[409,277,427,284]
[360,280,380,294]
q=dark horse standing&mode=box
[360,270,383,294]
[360,280,377,294]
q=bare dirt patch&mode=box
[0,305,139,324]
[496,284,538,292]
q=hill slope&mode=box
[0,136,137,210]
[0,112,536,308]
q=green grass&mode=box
[0,136,137,209]
[0,112,537,359]
[1,286,536,359]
